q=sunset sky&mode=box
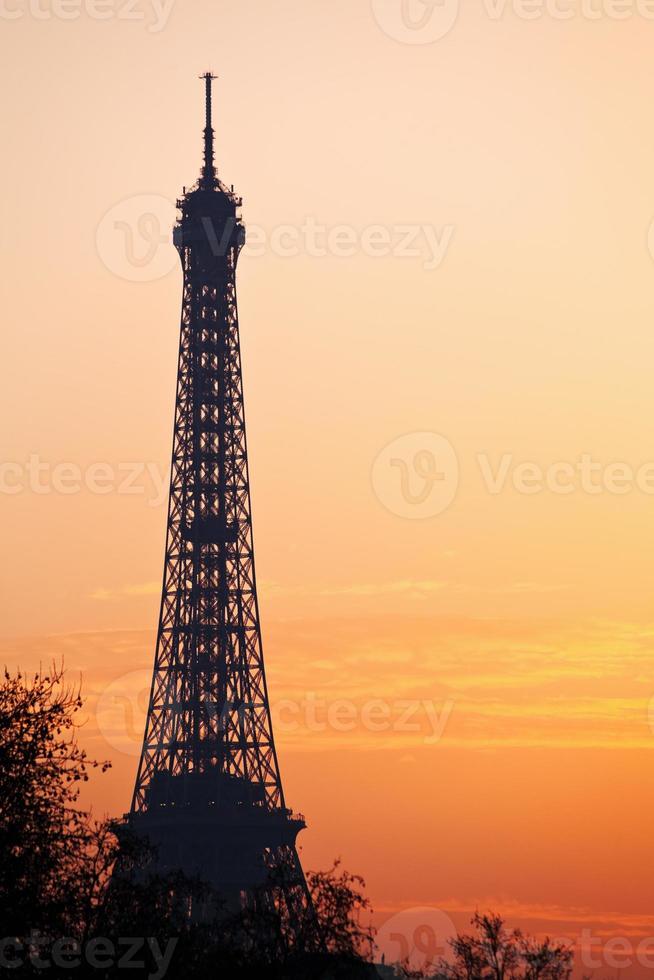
[3,0,654,974]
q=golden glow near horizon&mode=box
[3,0,654,974]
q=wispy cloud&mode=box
[89,582,160,601]
[318,580,449,598]
[4,614,654,754]
[373,895,654,938]
[259,579,569,601]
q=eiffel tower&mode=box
[128,74,309,920]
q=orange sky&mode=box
[3,1,654,974]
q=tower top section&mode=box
[179,73,241,211]
[199,71,218,191]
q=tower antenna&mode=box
[199,71,217,189]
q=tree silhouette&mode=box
[0,663,109,938]
[0,665,376,978]
[424,914,573,980]
[0,666,576,980]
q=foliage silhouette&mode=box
[0,665,375,978]
[398,913,574,980]
[0,666,575,980]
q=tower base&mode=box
[128,768,307,912]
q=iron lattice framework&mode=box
[129,74,309,918]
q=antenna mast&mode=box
[200,71,217,189]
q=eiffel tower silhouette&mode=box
[128,74,310,921]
